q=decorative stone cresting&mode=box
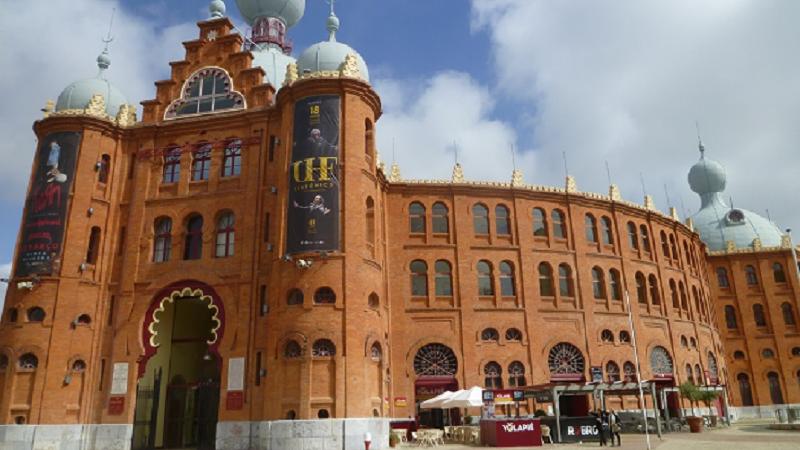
[339,53,362,79]
[451,163,464,183]
[388,162,401,182]
[511,169,524,187]
[609,184,621,201]
[44,96,138,127]
[566,175,577,193]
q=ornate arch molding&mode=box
[164,66,246,120]
[275,331,308,359]
[138,280,225,378]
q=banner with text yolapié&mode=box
[286,95,340,254]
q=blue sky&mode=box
[0,0,799,284]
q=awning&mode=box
[420,390,455,409]
[441,386,483,408]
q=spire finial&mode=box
[696,121,705,158]
[325,0,340,41]
[97,8,115,75]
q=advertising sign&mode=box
[591,366,603,383]
[16,132,82,277]
[108,396,125,415]
[394,397,407,407]
[286,95,341,254]
[494,390,515,405]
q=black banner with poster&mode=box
[16,131,82,277]
[286,95,341,254]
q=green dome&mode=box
[235,0,305,27]
[55,76,128,117]
[296,11,369,81]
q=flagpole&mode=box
[625,291,652,450]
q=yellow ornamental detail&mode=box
[284,62,298,87]
[339,53,362,79]
[85,94,108,118]
[451,163,464,183]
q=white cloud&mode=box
[471,0,800,230]
[0,0,197,205]
[374,72,534,183]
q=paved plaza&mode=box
[398,420,800,450]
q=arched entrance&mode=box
[413,343,458,428]
[132,282,225,450]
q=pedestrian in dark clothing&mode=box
[595,410,609,446]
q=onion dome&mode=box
[296,9,369,81]
[55,48,128,117]
[209,0,227,18]
[688,142,784,251]
[235,0,305,27]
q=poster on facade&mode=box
[227,357,245,391]
[110,362,129,395]
[286,95,340,254]
[15,131,81,277]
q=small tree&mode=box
[698,389,720,416]
[679,382,701,417]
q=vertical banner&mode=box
[286,95,341,254]
[16,131,82,277]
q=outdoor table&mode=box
[480,418,542,447]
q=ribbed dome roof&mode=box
[296,11,369,81]
[55,51,128,117]
[235,0,305,27]
[688,147,784,252]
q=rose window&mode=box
[413,343,457,376]
[650,346,674,374]
[548,343,585,375]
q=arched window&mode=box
[793,347,800,357]
[98,154,111,183]
[669,280,679,308]
[648,275,661,305]
[477,260,494,296]
[548,343,585,376]
[762,348,775,359]
[86,226,101,264]
[773,263,787,283]
[215,212,235,257]
[76,314,91,325]
[708,352,718,378]
[685,364,694,384]
[635,272,647,304]
[473,204,489,235]
[313,287,336,304]
[365,197,375,245]
[484,362,503,388]
[481,328,499,342]
[585,214,598,243]
[317,409,330,419]
[370,343,382,362]
[163,146,181,183]
[680,336,688,348]
[284,341,302,358]
[409,202,426,234]
[650,346,674,375]
[368,293,379,309]
[592,267,606,299]
[744,265,759,285]
[533,208,548,237]
[660,231,670,258]
[627,222,639,250]
[640,225,651,252]
[768,372,784,404]
[191,143,212,181]
[558,264,574,297]
[432,202,449,234]
[364,118,374,158]
[312,339,336,357]
[184,215,203,260]
[623,361,637,382]
[166,67,245,117]
[601,329,614,343]
[782,302,796,326]
[287,289,304,306]
[733,351,745,360]
[6,308,17,323]
[410,260,428,297]
[690,337,697,348]
[505,328,522,341]
[153,217,172,262]
[609,269,622,300]
[753,304,767,327]
[413,343,457,376]
[286,410,297,420]
[737,373,754,406]
[499,261,515,296]
[601,217,614,245]
[679,282,688,309]
[619,331,631,343]
[495,205,511,235]
[538,263,554,297]
[27,307,45,322]
[669,234,679,260]
[508,361,526,387]
[18,353,38,370]
[695,364,703,385]
[222,139,242,177]
[72,359,87,373]
[0,354,7,371]
[606,361,621,382]
[552,209,567,239]
[724,305,738,329]
[434,260,453,296]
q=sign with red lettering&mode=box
[394,397,407,407]
[226,391,244,410]
[108,396,125,415]
[16,132,81,277]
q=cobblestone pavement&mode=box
[398,421,800,450]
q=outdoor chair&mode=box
[391,429,408,443]
[540,424,553,444]
[443,426,453,440]
[469,428,480,445]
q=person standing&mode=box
[609,410,621,446]
[595,410,609,446]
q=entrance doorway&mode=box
[133,294,221,450]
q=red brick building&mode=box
[0,1,796,449]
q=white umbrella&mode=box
[441,386,484,408]
[420,390,456,409]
